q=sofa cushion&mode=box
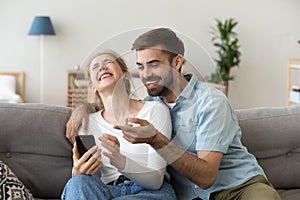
[235,106,300,190]
[0,160,34,200]
[277,189,300,200]
[0,103,73,199]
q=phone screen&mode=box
[75,135,96,158]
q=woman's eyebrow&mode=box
[92,63,99,67]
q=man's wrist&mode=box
[150,132,170,150]
[147,130,159,145]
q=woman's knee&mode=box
[62,175,112,200]
[66,175,92,187]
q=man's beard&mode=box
[147,84,170,97]
[145,73,173,97]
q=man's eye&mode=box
[148,62,160,68]
[137,65,144,70]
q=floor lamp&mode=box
[28,16,55,103]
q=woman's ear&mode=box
[89,83,93,89]
[123,72,130,80]
[123,72,131,95]
[89,83,97,93]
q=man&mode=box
[66,28,280,200]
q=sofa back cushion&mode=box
[235,106,300,189]
[0,103,73,199]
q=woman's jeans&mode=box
[61,175,176,200]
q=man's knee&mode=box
[242,182,281,200]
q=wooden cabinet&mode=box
[67,70,90,107]
[287,58,300,105]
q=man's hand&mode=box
[114,118,157,144]
[66,104,90,144]
[99,134,126,170]
[72,142,102,176]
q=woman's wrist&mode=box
[71,166,77,177]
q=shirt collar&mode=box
[149,73,198,104]
[178,73,197,100]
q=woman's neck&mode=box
[100,94,116,124]
[100,94,145,125]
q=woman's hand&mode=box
[99,134,126,170]
[72,142,102,176]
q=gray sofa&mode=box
[0,103,299,200]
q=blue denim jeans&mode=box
[61,175,176,200]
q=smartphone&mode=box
[75,135,96,159]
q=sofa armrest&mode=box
[235,106,300,189]
[0,103,73,199]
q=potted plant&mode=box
[209,18,241,96]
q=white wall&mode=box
[0,0,299,108]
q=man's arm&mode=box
[66,103,99,144]
[151,133,222,189]
[118,118,223,189]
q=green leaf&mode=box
[209,18,241,83]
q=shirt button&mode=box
[194,184,198,188]
[6,152,11,158]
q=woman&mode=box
[62,50,176,200]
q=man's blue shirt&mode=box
[146,74,265,200]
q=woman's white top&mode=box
[78,101,171,189]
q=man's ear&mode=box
[173,54,184,71]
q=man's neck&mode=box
[161,74,189,103]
